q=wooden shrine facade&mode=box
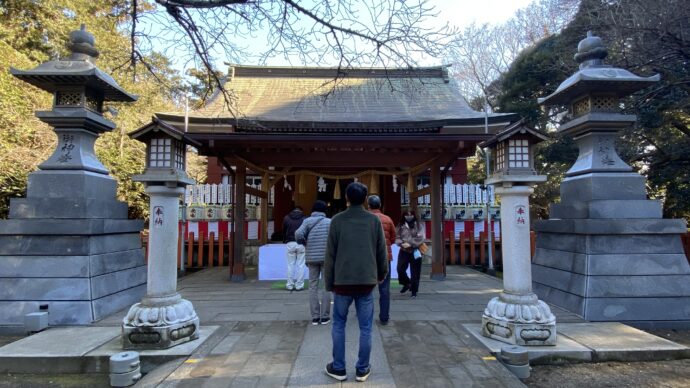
[140,65,517,280]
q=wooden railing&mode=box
[141,230,234,269]
[142,230,690,270]
[446,230,502,267]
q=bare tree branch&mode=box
[447,0,579,105]
[121,0,453,111]
[158,0,250,8]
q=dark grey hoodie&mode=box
[282,208,305,243]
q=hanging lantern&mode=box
[333,178,341,199]
[369,174,379,194]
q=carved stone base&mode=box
[481,292,557,346]
[122,294,199,350]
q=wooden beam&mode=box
[430,161,445,280]
[409,186,432,199]
[232,161,246,282]
[449,230,455,266]
[218,231,225,266]
[260,175,269,244]
[230,151,441,169]
[245,185,268,199]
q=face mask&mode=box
[404,215,415,223]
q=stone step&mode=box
[0,326,219,374]
[532,249,690,276]
[0,219,143,235]
[0,283,146,325]
[534,232,685,254]
[533,282,690,323]
[9,197,129,219]
[550,200,662,219]
[464,322,690,364]
[559,172,647,202]
[0,233,142,256]
[534,218,687,235]
[531,265,690,298]
[0,249,144,278]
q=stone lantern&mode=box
[538,31,659,180]
[123,118,200,349]
[478,120,557,346]
[11,25,137,175]
[1,25,146,326]
[484,120,548,184]
[531,33,690,324]
[129,118,197,187]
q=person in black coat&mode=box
[283,206,306,290]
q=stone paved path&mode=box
[96,265,584,387]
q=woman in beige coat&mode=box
[395,209,426,298]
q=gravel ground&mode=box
[525,329,690,388]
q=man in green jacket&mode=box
[324,182,388,382]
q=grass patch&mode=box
[270,280,310,290]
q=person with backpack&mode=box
[283,205,306,290]
[295,200,332,325]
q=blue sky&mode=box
[432,0,533,26]
[149,0,535,73]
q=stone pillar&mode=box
[498,186,533,294]
[122,185,199,349]
[481,184,556,346]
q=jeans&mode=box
[397,249,422,294]
[378,262,391,322]
[286,241,305,289]
[307,263,331,319]
[332,291,374,373]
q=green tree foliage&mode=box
[0,0,184,219]
[494,0,690,220]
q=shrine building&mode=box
[135,65,517,280]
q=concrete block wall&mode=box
[532,219,690,326]
[0,228,146,326]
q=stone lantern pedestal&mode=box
[478,121,556,346]
[123,119,200,349]
[482,185,556,346]
[122,186,199,349]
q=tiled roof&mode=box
[164,66,511,126]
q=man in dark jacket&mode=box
[324,182,388,382]
[283,206,306,291]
